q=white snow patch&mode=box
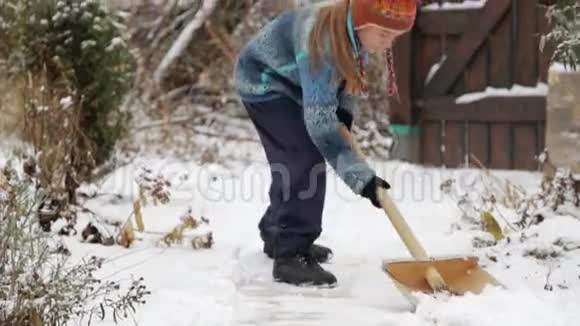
[50,218,68,233]
[550,62,579,74]
[3,133,580,326]
[426,56,446,84]
[106,36,125,52]
[49,155,580,326]
[60,96,73,110]
[414,286,580,326]
[561,131,580,140]
[456,83,548,104]
[81,39,97,50]
[421,0,486,11]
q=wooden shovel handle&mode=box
[339,123,449,290]
[376,188,429,260]
[338,123,428,260]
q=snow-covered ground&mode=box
[33,141,577,326]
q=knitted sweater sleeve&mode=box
[339,92,358,117]
[298,57,375,195]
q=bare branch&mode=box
[153,0,219,83]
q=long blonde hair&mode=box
[308,0,363,95]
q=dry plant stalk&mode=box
[117,220,136,248]
[22,67,94,201]
[191,232,213,249]
[133,198,145,232]
[161,209,212,249]
[162,215,200,246]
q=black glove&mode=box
[336,106,353,131]
[361,176,391,209]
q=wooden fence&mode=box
[389,0,554,170]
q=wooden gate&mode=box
[389,0,553,170]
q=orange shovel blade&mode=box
[383,256,502,295]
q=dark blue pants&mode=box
[242,97,327,258]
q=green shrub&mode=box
[0,0,134,174]
[543,0,580,70]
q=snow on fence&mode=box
[388,0,553,171]
[421,0,487,12]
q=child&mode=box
[233,0,417,287]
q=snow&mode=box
[106,36,125,52]
[2,119,579,325]
[81,39,97,50]
[421,0,486,12]
[455,83,548,104]
[550,62,579,74]
[32,149,577,326]
[36,105,50,112]
[426,56,446,84]
[562,131,580,140]
[60,96,73,110]
[413,286,578,326]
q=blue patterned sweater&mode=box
[233,5,376,195]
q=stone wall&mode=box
[546,69,580,173]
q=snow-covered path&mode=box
[62,154,580,326]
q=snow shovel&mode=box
[337,123,503,299]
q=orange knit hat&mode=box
[351,0,417,32]
[350,0,418,100]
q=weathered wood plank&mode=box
[515,0,539,86]
[489,6,512,88]
[514,124,539,170]
[490,123,512,169]
[423,0,512,96]
[388,33,413,124]
[417,9,482,35]
[537,4,554,83]
[538,120,546,153]
[446,34,467,96]
[420,121,442,166]
[418,35,443,99]
[464,49,488,93]
[468,123,490,167]
[442,121,465,167]
[418,96,547,122]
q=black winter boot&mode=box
[264,243,333,263]
[273,253,337,287]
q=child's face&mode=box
[357,26,405,54]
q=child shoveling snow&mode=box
[233,0,417,287]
